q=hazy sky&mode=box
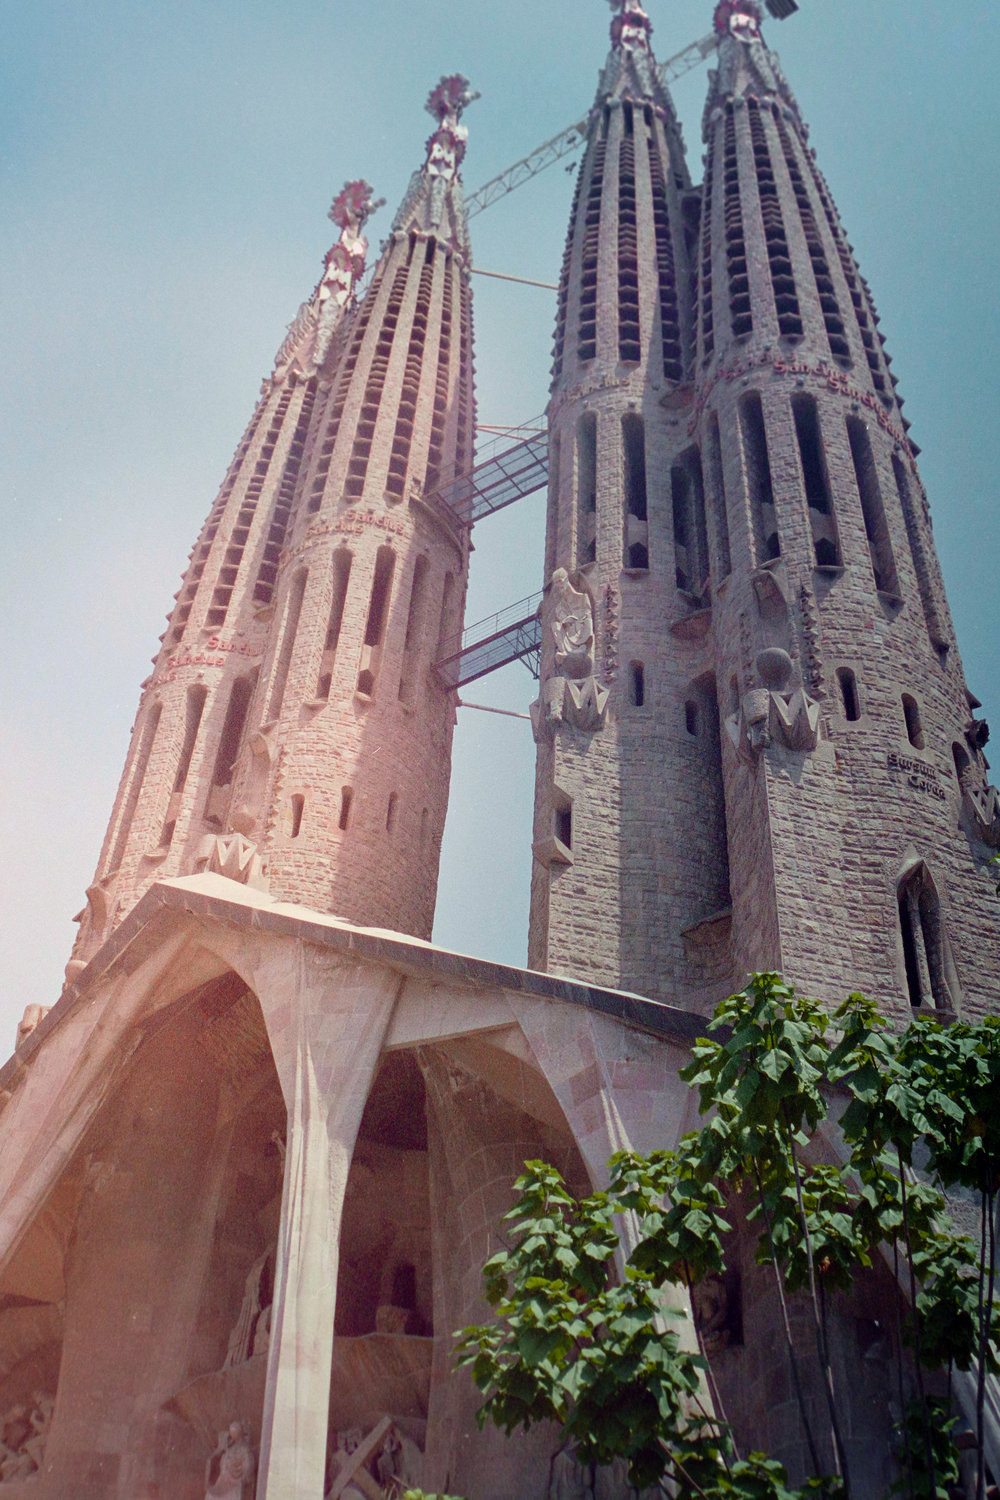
[2,1,998,1047]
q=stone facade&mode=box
[3,5,1000,1500]
[529,0,1000,1022]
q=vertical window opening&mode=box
[289,794,305,839]
[554,793,572,850]
[436,572,456,658]
[343,263,409,503]
[699,130,716,363]
[617,130,641,363]
[792,395,841,567]
[837,668,860,722]
[628,662,645,708]
[729,675,740,717]
[953,742,971,788]
[685,701,699,736]
[647,132,683,381]
[847,418,898,596]
[704,415,731,580]
[898,865,953,1011]
[577,136,608,361]
[211,673,256,789]
[254,381,317,602]
[316,549,353,703]
[747,101,802,340]
[545,432,561,579]
[386,792,398,834]
[687,674,732,912]
[173,685,208,795]
[399,555,431,703]
[723,113,752,340]
[338,788,352,832]
[358,547,396,696]
[623,414,648,569]
[893,454,948,655]
[577,413,598,566]
[108,702,163,873]
[902,694,924,749]
[738,393,779,563]
[672,448,709,597]
[267,569,308,722]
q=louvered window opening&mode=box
[747,101,802,340]
[577,123,608,362]
[386,242,436,502]
[455,280,474,473]
[552,162,585,381]
[204,387,294,630]
[424,261,454,495]
[699,131,716,364]
[893,453,947,654]
[253,381,318,604]
[617,109,641,364]
[771,113,849,361]
[723,113,752,340]
[646,115,683,383]
[304,267,386,517]
[342,262,410,503]
[805,155,897,408]
[164,405,266,646]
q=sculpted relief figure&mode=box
[205,1422,255,1500]
[550,568,595,679]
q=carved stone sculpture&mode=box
[0,1393,54,1483]
[195,832,270,893]
[223,1249,271,1368]
[550,568,595,678]
[965,784,1000,848]
[725,648,821,759]
[692,1274,730,1354]
[15,1003,49,1053]
[205,1422,255,1499]
[549,1445,596,1499]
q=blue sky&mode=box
[1,1,998,1040]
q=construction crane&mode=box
[465,2,799,219]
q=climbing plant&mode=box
[453,975,1000,1500]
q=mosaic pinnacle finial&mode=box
[423,74,480,182]
[607,0,652,52]
[317,180,385,323]
[713,0,763,40]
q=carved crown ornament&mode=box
[725,648,822,761]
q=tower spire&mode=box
[391,74,479,249]
[607,0,653,54]
[272,179,385,383]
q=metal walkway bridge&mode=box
[427,422,548,526]
[435,592,543,689]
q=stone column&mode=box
[202,934,401,1500]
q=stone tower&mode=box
[69,76,477,975]
[529,0,1000,1021]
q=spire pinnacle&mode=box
[607,0,652,53]
[321,179,385,311]
[713,0,764,42]
[423,74,480,183]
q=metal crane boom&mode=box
[464,32,720,219]
[465,121,588,219]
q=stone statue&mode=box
[15,1004,49,1052]
[223,1250,270,1368]
[0,1394,54,1482]
[205,1421,255,1499]
[549,1445,596,1498]
[375,1427,403,1488]
[549,569,595,678]
[692,1274,730,1354]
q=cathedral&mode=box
[1,2,999,1496]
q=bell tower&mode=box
[69,77,477,975]
[529,0,1000,1020]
